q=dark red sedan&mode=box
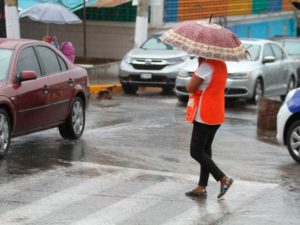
[0,38,90,157]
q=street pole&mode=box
[83,0,87,62]
[134,0,149,47]
[4,0,20,38]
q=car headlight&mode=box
[227,72,250,79]
[178,69,192,77]
[123,55,133,64]
[167,56,188,64]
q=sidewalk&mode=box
[81,61,123,95]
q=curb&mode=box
[90,84,123,95]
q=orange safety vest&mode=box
[186,59,227,124]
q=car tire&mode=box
[162,86,174,94]
[249,78,263,105]
[177,95,189,103]
[0,109,11,158]
[59,97,85,140]
[281,77,295,102]
[122,84,138,94]
[287,120,300,163]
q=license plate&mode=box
[140,73,152,79]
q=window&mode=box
[242,44,261,61]
[141,34,173,50]
[0,49,13,81]
[58,55,68,71]
[36,46,61,75]
[271,44,286,60]
[263,44,275,58]
[16,47,41,77]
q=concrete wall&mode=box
[20,19,137,60]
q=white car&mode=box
[277,88,300,163]
[175,39,297,104]
[119,33,189,94]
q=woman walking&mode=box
[160,19,246,199]
[184,57,233,198]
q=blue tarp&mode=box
[18,0,97,11]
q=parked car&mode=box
[119,33,190,94]
[272,37,300,86]
[175,39,297,104]
[277,88,300,163]
[0,38,90,158]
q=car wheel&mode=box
[287,120,300,163]
[281,77,295,101]
[250,78,263,105]
[177,95,188,103]
[59,97,85,140]
[122,83,138,94]
[0,109,11,158]
[162,86,174,94]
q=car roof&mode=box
[240,38,278,45]
[0,38,38,50]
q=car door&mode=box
[270,43,289,94]
[14,46,49,132]
[261,43,280,95]
[35,45,73,125]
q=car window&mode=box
[0,49,13,81]
[58,55,68,71]
[36,46,61,75]
[141,35,173,50]
[271,44,286,60]
[263,44,275,58]
[16,47,42,77]
[277,40,300,56]
[242,43,261,61]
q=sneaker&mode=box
[185,189,207,197]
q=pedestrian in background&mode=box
[184,56,233,198]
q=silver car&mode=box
[119,33,189,94]
[175,39,297,104]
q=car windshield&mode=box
[0,49,13,81]
[141,35,174,50]
[242,43,261,61]
[277,40,300,56]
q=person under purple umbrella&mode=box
[161,20,246,199]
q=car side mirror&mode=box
[263,56,276,64]
[19,71,37,82]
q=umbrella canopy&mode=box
[160,20,246,62]
[19,3,82,24]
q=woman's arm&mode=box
[186,74,204,93]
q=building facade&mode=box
[20,0,297,60]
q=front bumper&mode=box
[276,103,292,145]
[175,75,190,97]
[119,61,186,87]
[225,79,254,98]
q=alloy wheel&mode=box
[0,114,9,154]
[290,126,300,159]
[72,101,84,136]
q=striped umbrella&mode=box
[161,20,246,62]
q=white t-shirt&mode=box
[194,62,214,123]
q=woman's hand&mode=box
[186,73,203,93]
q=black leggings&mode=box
[190,121,225,186]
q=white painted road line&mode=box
[72,179,183,225]
[0,168,140,225]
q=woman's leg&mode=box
[190,122,225,184]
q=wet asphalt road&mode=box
[0,88,299,225]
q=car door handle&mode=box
[43,85,48,94]
[68,78,75,86]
